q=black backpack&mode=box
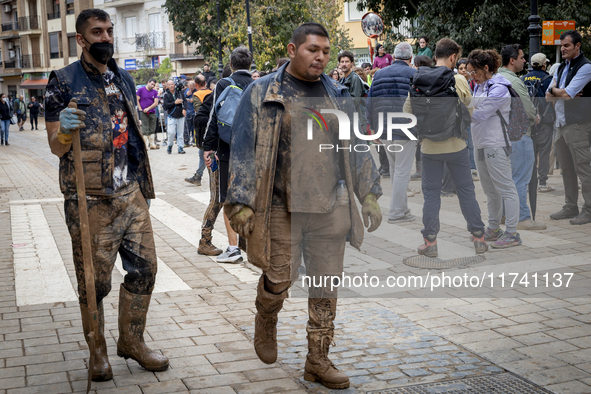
[522,74,555,124]
[409,67,471,141]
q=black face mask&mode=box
[83,37,114,65]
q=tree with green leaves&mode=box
[357,0,591,63]
[164,0,351,72]
[129,58,160,86]
[157,57,174,81]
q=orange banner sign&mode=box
[542,20,576,45]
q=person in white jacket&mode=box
[467,49,522,249]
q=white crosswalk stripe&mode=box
[11,204,78,306]
[151,197,260,283]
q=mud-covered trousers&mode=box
[64,187,157,306]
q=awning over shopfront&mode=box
[21,79,49,89]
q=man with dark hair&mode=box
[185,75,210,186]
[44,9,168,382]
[184,80,197,146]
[203,46,254,263]
[202,63,215,83]
[338,50,368,152]
[521,53,555,193]
[224,22,382,389]
[498,44,544,230]
[402,37,487,256]
[546,30,591,225]
[136,78,159,149]
[28,96,42,130]
[162,79,187,154]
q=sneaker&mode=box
[388,213,415,224]
[441,191,455,197]
[185,175,202,186]
[472,235,488,254]
[471,170,479,181]
[569,211,591,225]
[418,236,437,258]
[380,170,390,178]
[484,227,504,241]
[167,146,172,154]
[550,207,579,220]
[178,149,186,154]
[491,232,522,249]
[538,185,555,193]
[411,170,422,180]
[217,247,243,263]
[516,219,547,230]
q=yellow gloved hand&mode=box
[229,206,255,238]
[361,193,382,232]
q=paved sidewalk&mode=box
[0,120,590,393]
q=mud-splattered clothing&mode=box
[225,63,382,271]
[46,55,157,306]
[273,71,343,212]
[45,55,154,200]
[64,187,157,305]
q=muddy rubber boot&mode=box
[304,298,349,389]
[418,235,438,258]
[80,302,113,381]
[116,285,169,371]
[254,276,287,364]
[198,236,223,256]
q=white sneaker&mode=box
[216,247,243,263]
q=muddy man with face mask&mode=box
[44,9,168,381]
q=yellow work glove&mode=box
[229,206,255,238]
[361,193,382,232]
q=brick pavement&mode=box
[0,120,590,393]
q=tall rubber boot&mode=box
[80,302,113,381]
[254,276,287,364]
[116,284,169,371]
[304,298,349,389]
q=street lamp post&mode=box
[245,0,255,70]
[216,0,223,77]
[527,0,542,70]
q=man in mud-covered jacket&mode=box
[223,23,382,390]
[44,9,168,383]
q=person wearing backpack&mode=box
[366,42,417,222]
[546,30,591,225]
[402,38,486,257]
[498,44,546,231]
[203,46,254,264]
[466,49,522,248]
[521,53,555,193]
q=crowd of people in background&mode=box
[162,29,591,259]
[0,94,44,146]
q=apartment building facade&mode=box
[95,0,203,79]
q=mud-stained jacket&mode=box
[224,63,382,271]
[48,57,155,200]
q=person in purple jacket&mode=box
[372,44,393,69]
[467,49,522,249]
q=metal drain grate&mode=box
[367,373,552,393]
[403,254,486,269]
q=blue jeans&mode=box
[167,116,185,150]
[421,148,485,237]
[0,119,10,142]
[510,135,535,222]
[197,149,206,177]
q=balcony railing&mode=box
[4,59,22,69]
[1,22,18,32]
[47,12,61,20]
[18,15,40,31]
[135,31,166,51]
[169,43,201,60]
[49,52,63,59]
[22,54,42,68]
